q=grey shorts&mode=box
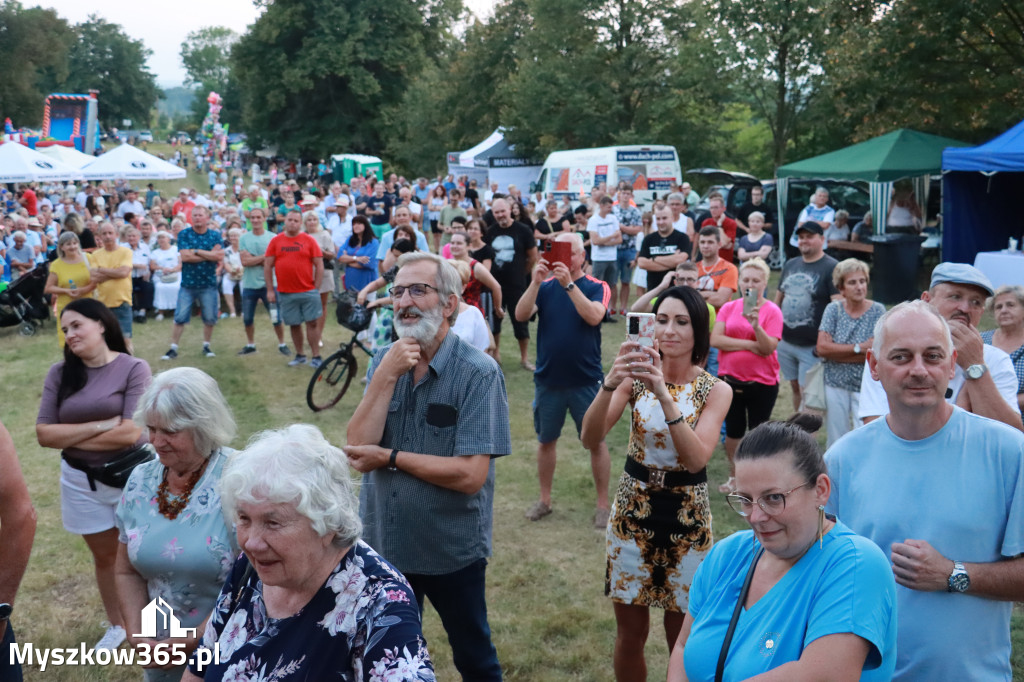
[278,290,323,326]
[591,260,618,287]
[777,339,819,384]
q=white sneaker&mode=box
[155,313,164,321]
[94,625,126,651]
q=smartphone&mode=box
[743,288,757,316]
[626,312,656,348]
[542,240,572,270]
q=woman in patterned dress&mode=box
[582,285,732,681]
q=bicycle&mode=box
[306,331,375,411]
[306,291,375,412]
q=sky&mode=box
[36,0,497,88]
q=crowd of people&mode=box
[1,166,1023,682]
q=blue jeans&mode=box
[109,302,132,338]
[706,346,719,377]
[241,286,282,327]
[616,247,637,283]
[173,286,219,325]
[1,622,22,682]
[405,558,501,681]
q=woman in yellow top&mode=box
[46,232,97,346]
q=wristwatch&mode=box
[0,603,12,621]
[965,364,988,380]
[853,343,862,355]
[564,282,576,292]
[387,449,399,472]
[948,561,970,593]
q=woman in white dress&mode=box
[149,231,181,321]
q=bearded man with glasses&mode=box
[345,252,511,681]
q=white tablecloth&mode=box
[974,251,1024,290]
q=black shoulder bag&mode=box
[715,546,765,682]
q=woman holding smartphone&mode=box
[710,257,783,494]
[582,286,732,681]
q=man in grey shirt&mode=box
[345,252,511,681]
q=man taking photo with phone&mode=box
[516,233,613,528]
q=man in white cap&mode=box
[858,262,1023,430]
[324,184,352,294]
[172,188,195,224]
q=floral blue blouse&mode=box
[116,448,239,682]
[189,540,435,682]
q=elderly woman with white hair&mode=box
[115,367,239,682]
[983,285,1024,411]
[181,424,435,682]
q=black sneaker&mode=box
[237,345,257,355]
[161,347,178,360]
[278,344,291,356]
[134,315,147,324]
[202,345,216,358]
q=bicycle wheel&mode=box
[306,349,358,412]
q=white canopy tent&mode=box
[0,141,83,183]
[79,143,187,181]
[36,144,95,169]
[446,129,542,193]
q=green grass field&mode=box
[3,157,1022,679]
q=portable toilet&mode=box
[331,154,384,184]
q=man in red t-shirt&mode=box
[171,188,196,224]
[701,194,741,263]
[265,211,324,368]
[18,185,38,216]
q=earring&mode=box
[817,505,825,548]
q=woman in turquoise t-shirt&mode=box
[667,415,897,682]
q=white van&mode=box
[531,145,682,208]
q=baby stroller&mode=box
[0,262,50,336]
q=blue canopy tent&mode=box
[942,120,1024,263]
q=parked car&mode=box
[686,168,871,267]
[138,130,153,142]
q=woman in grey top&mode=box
[36,298,153,652]
[816,259,885,447]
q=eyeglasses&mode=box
[726,482,813,517]
[391,283,439,299]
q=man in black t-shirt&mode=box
[485,197,538,370]
[361,183,394,235]
[637,205,692,290]
[737,185,775,234]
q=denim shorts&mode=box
[278,290,322,326]
[616,248,637,284]
[109,302,132,338]
[533,381,600,443]
[241,286,282,327]
[173,286,219,325]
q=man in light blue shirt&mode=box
[826,300,1024,681]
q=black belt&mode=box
[624,457,706,489]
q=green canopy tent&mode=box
[775,129,970,243]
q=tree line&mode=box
[3,0,1022,178]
